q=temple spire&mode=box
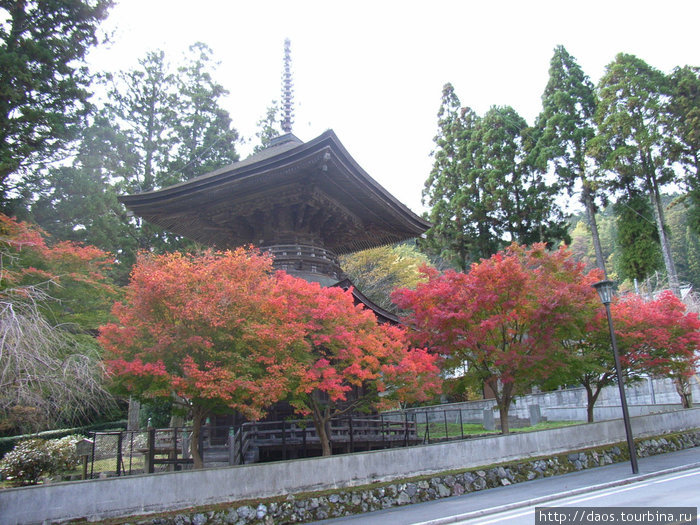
[281,38,294,133]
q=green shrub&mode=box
[0,435,82,486]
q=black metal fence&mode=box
[82,426,211,478]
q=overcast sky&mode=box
[88,0,700,214]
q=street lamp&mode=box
[592,280,639,474]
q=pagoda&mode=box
[119,130,429,321]
[119,40,429,322]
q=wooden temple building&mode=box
[117,40,433,461]
[119,130,431,460]
[119,130,430,323]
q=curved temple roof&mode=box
[119,130,430,255]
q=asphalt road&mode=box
[449,467,700,524]
[312,447,700,525]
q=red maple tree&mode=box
[393,243,598,433]
[100,248,441,463]
[0,214,117,432]
[276,273,441,456]
[613,291,700,408]
[99,249,295,467]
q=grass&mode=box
[417,419,583,440]
[512,420,582,432]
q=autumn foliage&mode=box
[276,272,440,455]
[99,248,441,462]
[393,243,600,432]
[0,213,116,329]
[611,291,700,407]
[0,214,117,433]
[99,249,290,466]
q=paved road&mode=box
[448,467,700,524]
[312,447,700,525]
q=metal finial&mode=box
[281,38,294,134]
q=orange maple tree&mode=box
[100,248,441,462]
[393,243,598,433]
[99,249,295,467]
[612,291,700,408]
[276,273,441,456]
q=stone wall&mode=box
[2,408,699,525]
[121,431,700,525]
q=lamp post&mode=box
[592,280,639,474]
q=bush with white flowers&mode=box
[0,434,82,486]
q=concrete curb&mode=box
[414,461,700,525]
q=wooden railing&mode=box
[229,415,419,465]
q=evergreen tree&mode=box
[613,195,663,284]
[254,102,283,153]
[29,113,139,283]
[167,43,239,184]
[0,0,112,207]
[31,45,239,278]
[480,107,567,247]
[665,196,700,288]
[667,66,700,235]
[686,226,700,288]
[105,50,177,193]
[535,45,606,274]
[591,53,680,294]
[422,83,482,271]
[423,85,567,270]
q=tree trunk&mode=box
[675,377,693,409]
[495,381,513,434]
[581,182,607,278]
[584,382,602,423]
[311,400,333,456]
[498,402,510,434]
[317,418,332,457]
[190,405,206,469]
[647,173,680,295]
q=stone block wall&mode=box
[120,431,700,525]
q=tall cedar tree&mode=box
[423,85,567,271]
[479,106,568,248]
[613,195,663,283]
[30,45,239,280]
[166,43,240,184]
[100,249,441,463]
[106,50,176,194]
[0,214,117,433]
[254,101,283,153]
[29,112,138,284]
[667,66,700,235]
[0,0,112,208]
[393,244,596,433]
[422,83,481,271]
[590,53,680,294]
[535,45,607,275]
